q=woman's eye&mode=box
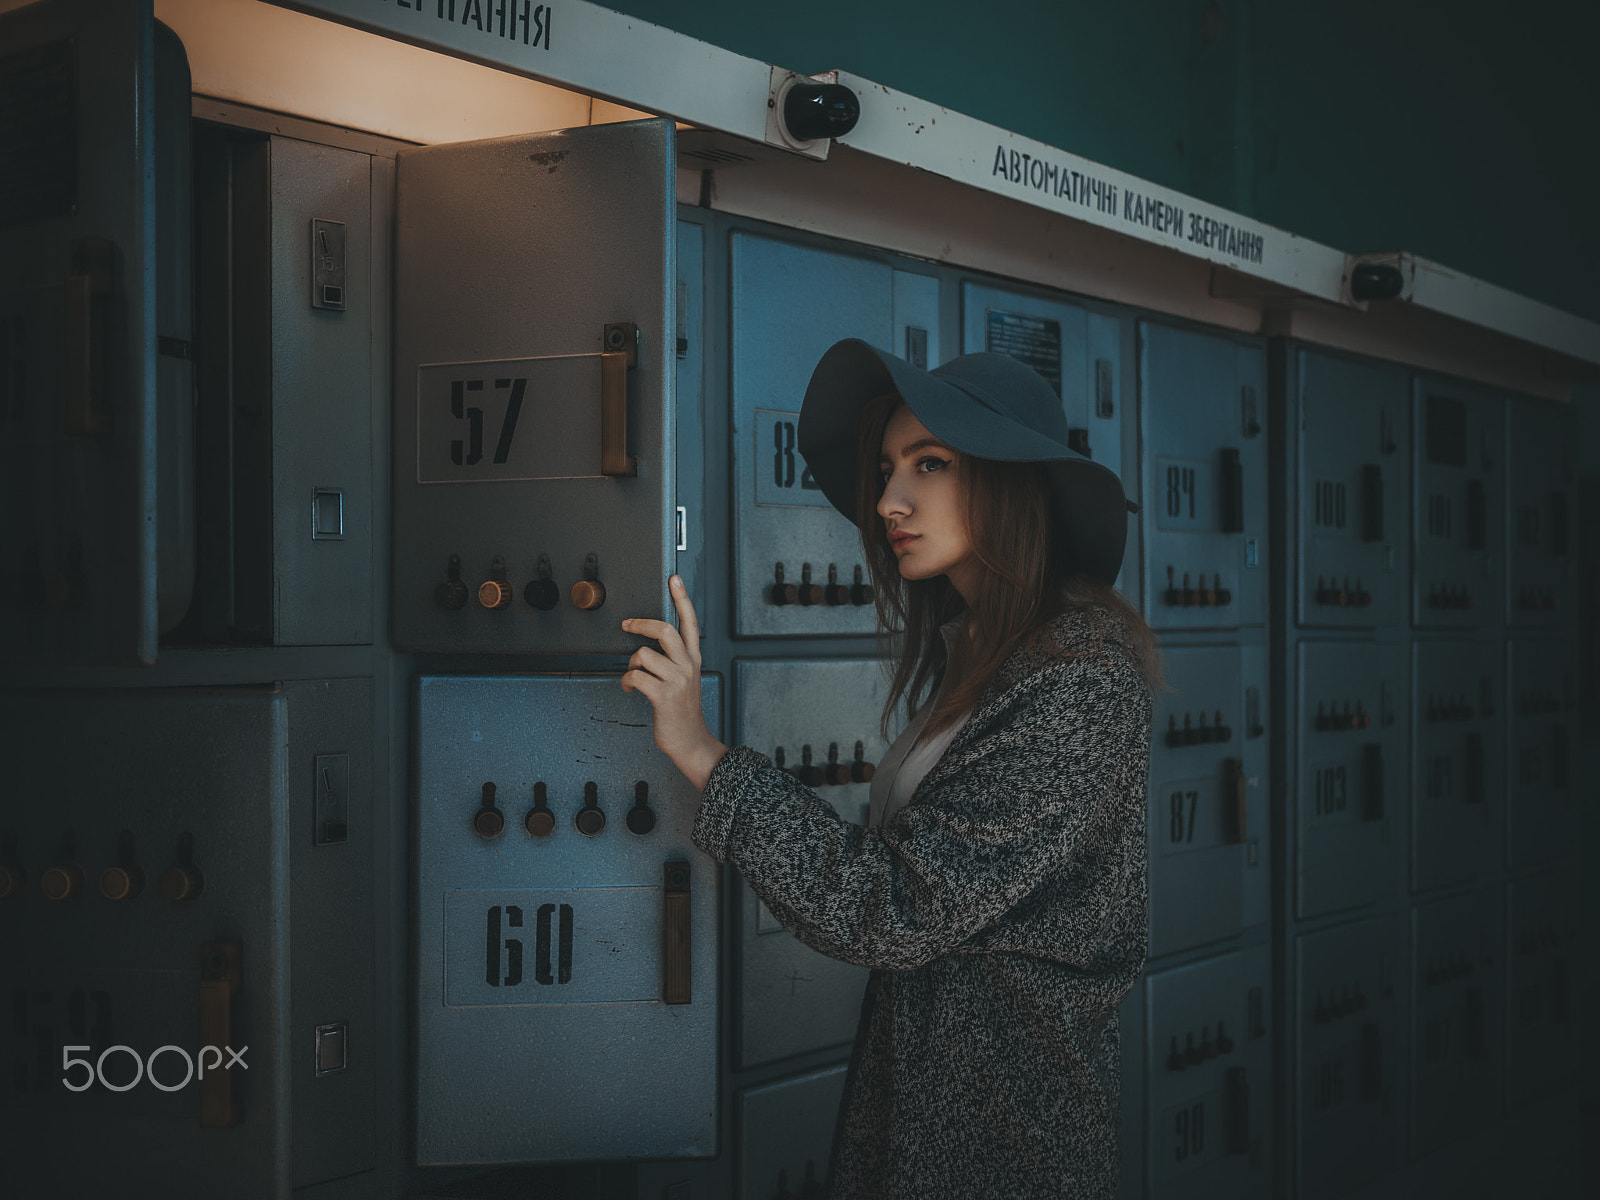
[917,456,948,473]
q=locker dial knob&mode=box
[571,579,607,610]
[159,864,204,902]
[99,865,144,901]
[478,580,513,609]
[41,864,84,900]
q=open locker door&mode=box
[0,0,193,666]
[393,118,677,654]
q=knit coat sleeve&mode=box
[691,645,1151,973]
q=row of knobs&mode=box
[474,781,658,839]
[437,555,608,612]
[1517,690,1566,716]
[1516,587,1560,611]
[1314,576,1373,607]
[1515,924,1564,956]
[1315,700,1372,731]
[1426,584,1476,609]
[1163,711,1233,748]
[1312,985,1371,1022]
[1165,1023,1235,1071]
[1422,953,1478,987]
[1424,694,1480,722]
[770,563,873,608]
[0,861,203,902]
[774,742,875,786]
[1162,568,1233,608]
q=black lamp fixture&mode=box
[781,80,860,142]
[1350,261,1405,302]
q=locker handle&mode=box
[1361,743,1384,821]
[1550,724,1570,790]
[1223,757,1247,843]
[1463,733,1485,804]
[1225,1065,1250,1154]
[199,940,243,1128]
[1549,491,1568,557]
[64,236,117,437]
[1465,480,1486,550]
[1220,447,1244,533]
[1360,1021,1383,1102]
[1464,986,1485,1058]
[1361,465,1384,542]
[600,322,638,477]
[662,861,691,1005]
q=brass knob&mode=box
[571,579,606,610]
[478,579,513,609]
[159,864,204,902]
[0,864,25,899]
[99,865,144,901]
[41,863,85,900]
[525,808,554,838]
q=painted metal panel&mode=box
[733,657,897,1068]
[413,674,720,1164]
[1410,640,1503,894]
[0,681,372,1196]
[960,282,1131,592]
[1294,915,1406,1200]
[1411,377,1504,630]
[1146,644,1268,959]
[1294,640,1407,918]
[1144,946,1272,1199]
[262,138,375,645]
[1138,322,1269,630]
[1294,348,1409,629]
[393,119,676,653]
[1504,870,1577,1109]
[729,231,936,637]
[1410,888,1502,1158]
[739,1065,848,1200]
[675,219,707,620]
[0,0,192,664]
[1504,395,1578,630]
[1504,639,1579,872]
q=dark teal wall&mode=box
[610,0,1600,326]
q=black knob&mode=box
[525,781,554,838]
[782,81,860,141]
[576,781,606,836]
[524,578,559,611]
[436,579,468,609]
[626,781,656,835]
[474,782,504,838]
[850,740,875,784]
[825,582,851,605]
[824,743,852,786]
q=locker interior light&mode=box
[782,81,860,141]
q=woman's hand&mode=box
[620,575,728,793]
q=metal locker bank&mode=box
[1,2,1594,1199]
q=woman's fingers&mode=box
[628,644,676,681]
[621,615,687,663]
[668,575,701,665]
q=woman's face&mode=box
[876,404,980,600]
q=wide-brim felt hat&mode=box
[797,338,1140,586]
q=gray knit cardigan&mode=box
[692,605,1155,1199]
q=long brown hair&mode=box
[855,393,1170,739]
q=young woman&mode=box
[620,339,1163,1200]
